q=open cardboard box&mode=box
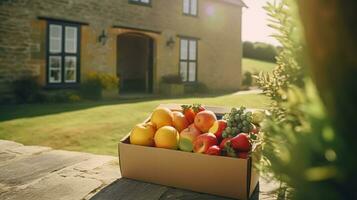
[118,104,260,200]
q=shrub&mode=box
[68,94,81,102]
[243,41,278,63]
[184,82,209,94]
[12,76,40,103]
[161,74,183,84]
[80,77,103,100]
[87,72,119,90]
[242,71,253,87]
[80,72,119,100]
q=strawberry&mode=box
[205,145,221,156]
[219,137,232,150]
[230,133,252,152]
[181,105,196,124]
[192,104,205,114]
[237,152,249,159]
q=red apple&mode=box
[178,124,201,152]
[205,145,221,156]
[237,152,249,159]
[172,111,189,132]
[193,133,218,153]
[194,110,217,132]
[209,120,227,141]
[230,133,252,152]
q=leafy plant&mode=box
[255,0,357,199]
[12,76,40,103]
[242,71,253,87]
[161,74,183,84]
[81,72,119,100]
[243,41,278,63]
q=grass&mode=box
[0,93,270,156]
[242,58,276,74]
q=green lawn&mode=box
[242,58,276,74]
[0,93,270,156]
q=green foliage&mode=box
[81,72,119,100]
[80,78,103,100]
[243,41,278,63]
[184,82,209,94]
[12,76,40,103]
[242,71,255,87]
[161,74,183,84]
[256,0,356,199]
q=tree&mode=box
[256,0,357,199]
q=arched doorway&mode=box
[117,33,154,93]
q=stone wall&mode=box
[0,0,243,93]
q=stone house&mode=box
[0,0,246,94]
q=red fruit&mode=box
[219,137,232,150]
[230,133,252,152]
[208,120,227,141]
[192,104,206,114]
[182,106,196,124]
[237,152,249,159]
[194,110,217,132]
[205,145,221,156]
[251,124,260,134]
[193,133,218,153]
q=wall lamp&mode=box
[166,37,175,48]
[98,29,108,46]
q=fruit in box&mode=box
[194,110,217,132]
[151,107,173,129]
[193,133,218,153]
[230,133,251,152]
[252,110,265,125]
[205,145,221,156]
[237,152,249,159]
[219,137,232,150]
[154,126,179,149]
[179,124,201,152]
[182,106,196,124]
[130,122,156,146]
[209,120,227,141]
[172,111,189,132]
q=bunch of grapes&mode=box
[222,106,254,138]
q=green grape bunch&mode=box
[222,106,255,138]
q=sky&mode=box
[241,0,279,46]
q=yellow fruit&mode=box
[154,126,179,149]
[130,122,156,146]
[150,107,173,129]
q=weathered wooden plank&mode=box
[0,174,102,200]
[90,178,169,200]
[91,178,260,200]
[0,150,90,186]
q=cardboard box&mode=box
[118,104,260,200]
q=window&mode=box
[129,0,151,6]
[183,0,198,16]
[180,38,197,82]
[47,22,80,85]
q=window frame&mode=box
[179,37,198,83]
[128,0,152,7]
[46,20,81,87]
[182,0,198,17]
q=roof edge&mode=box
[221,0,248,8]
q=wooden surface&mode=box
[90,178,260,200]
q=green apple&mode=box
[179,124,201,152]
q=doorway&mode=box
[117,33,154,93]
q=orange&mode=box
[154,126,179,149]
[150,107,173,129]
